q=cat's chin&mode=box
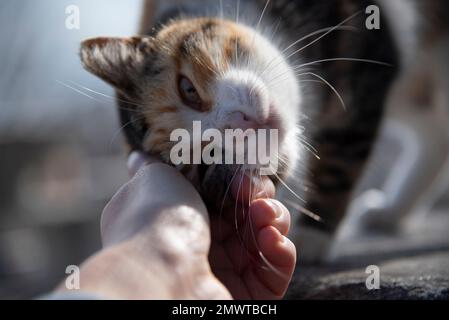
[194,164,279,212]
[196,163,240,211]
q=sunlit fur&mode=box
[81,18,301,192]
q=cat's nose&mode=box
[227,111,261,131]
[218,70,273,129]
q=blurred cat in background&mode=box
[348,0,449,239]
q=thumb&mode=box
[127,151,162,177]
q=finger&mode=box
[242,266,279,300]
[258,226,296,268]
[254,226,296,297]
[236,199,290,257]
[221,226,255,274]
[249,199,291,236]
[231,173,275,204]
[105,158,209,247]
[210,203,250,243]
[127,151,162,177]
[215,198,291,259]
[216,200,249,231]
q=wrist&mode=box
[64,240,176,299]
[65,233,216,300]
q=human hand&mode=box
[77,152,296,299]
[209,171,296,299]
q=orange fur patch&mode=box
[138,18,255,155]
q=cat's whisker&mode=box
[258,170,271,199]
[238,169,287,280]
[58,80,144,115]
[218,166,240,241]
[237,169,254,271]
[250,18,283,78]
[255,0,271,35]
[300,79,325,84]
[58,81,146,124]
[248,79,260,100]
[281,26,359,56]
[271,172,323,222]
[65,80,144,107]
[281,155,313,177]
[234,165,245,243]
[296,132,317,152]
[248,0,271,70]
[285,170,310,190]
[272,65,315,81]
[275,155,290,168]
[56,80,105,104]
[249,169,254,207]
[258,12,362,80]
[258,25,359,79]
[108,115,147,149]
[283,199,323,223]
[269,18,282,42]
[292,57,393,70]
[233,167,258,268]
[265,67,314,88]
[285,10,362,61]
[296,71,347,111]
[273,172,305,203]
[237,165,260,269]
[298,138,320,160]
[248,202,287,278]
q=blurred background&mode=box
[1,0,448,299]
[0,0,143,298]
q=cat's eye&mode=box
[178,76,203,111]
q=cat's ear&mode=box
[80,37,155,94]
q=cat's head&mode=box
[80,18,301,206]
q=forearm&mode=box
[57,238,177,299]
[57,206,222,300]
[53,158,234,300]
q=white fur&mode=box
[180,24,302,176]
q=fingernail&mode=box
[251,176,266,199]
[265,199,282,218]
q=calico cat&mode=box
[80,0,446,262]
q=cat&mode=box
[79,0,447,263]
[345,0,449,238]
